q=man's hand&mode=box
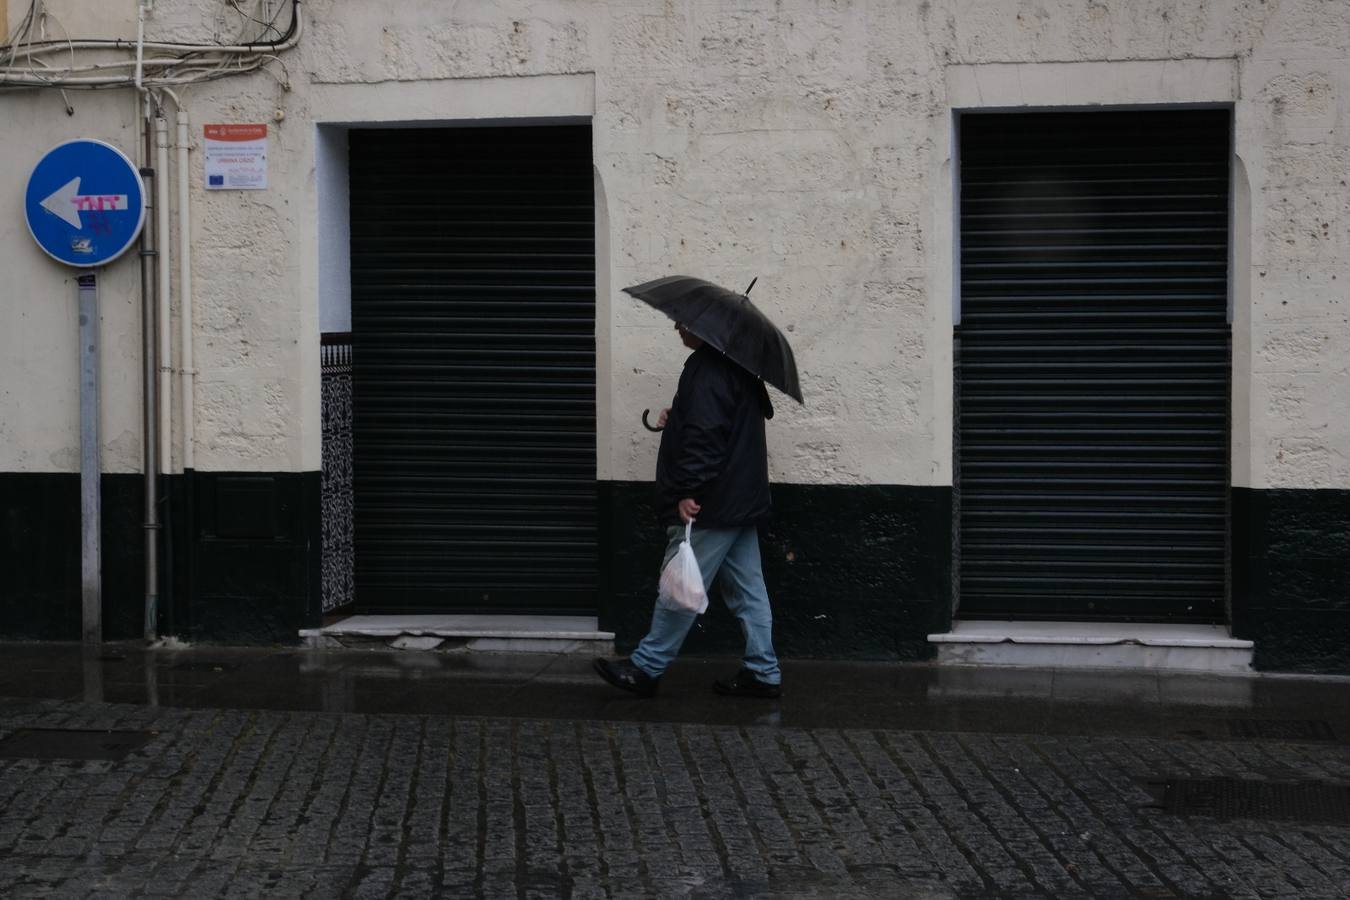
[677,498,700,524]
[657,407,670,428]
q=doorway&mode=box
[956,108,1231,621]
[348,124,597,614]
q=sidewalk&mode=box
[1,643,1349,898]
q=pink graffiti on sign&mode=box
[71,195,129,212]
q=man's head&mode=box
[675,322,704,350]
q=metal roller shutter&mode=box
[349,125,596,613]
[957,109,1230,621]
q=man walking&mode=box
[594,322,782,699]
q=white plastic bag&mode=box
[657,520,708,614]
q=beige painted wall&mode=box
[2,0,1348,489]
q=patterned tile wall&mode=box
[321,335,354,612]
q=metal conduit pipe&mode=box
[175,104,194,472]
[155,112,172,474]
[133,1,147,91]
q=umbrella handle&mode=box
[641,409,664,432]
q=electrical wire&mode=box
[3,0,38,71]
[0,0,301,90]
[12,1,299,55]
[227,0,286,44]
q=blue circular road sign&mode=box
[25,139,147,268]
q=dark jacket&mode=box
[655,345,773,528]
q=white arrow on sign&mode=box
[40,177,131,229]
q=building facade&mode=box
[2,0,1348,672]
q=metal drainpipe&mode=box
[175,101,193,642]
[154,111,174,638]
[140,114,160,642]
[168,93,193,642]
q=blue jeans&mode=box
[630,525,781,685]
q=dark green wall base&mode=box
[9,473,1349,673]
[0,473,145,640]
[1233,487,1350,673]
[176,471,322,643]
[0,471,320,644]
[599,482,953,661]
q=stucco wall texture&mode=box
[1,0,1347,490]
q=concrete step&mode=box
[929,620,1253,673]
[300,615,615,654]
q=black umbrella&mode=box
[623,275,804,405]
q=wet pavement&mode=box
[1,642,1349,898]
[5,642,1350,740]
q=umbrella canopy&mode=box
[623,275,803,404]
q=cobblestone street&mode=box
[3,670,1350,899]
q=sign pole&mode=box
[25,139,147,646]
[78,272,101,646]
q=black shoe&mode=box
[713,668,781,699]
[593,657,660,698]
